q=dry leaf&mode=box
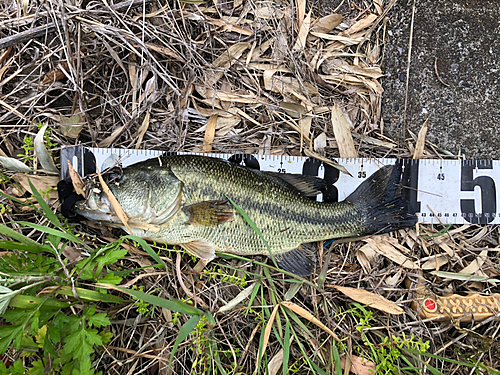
[268,348,284,375]
[310,14,343,33]
[34,124,59,174]
[135,111,150,149]
[341,14,378,35]
[356,242,378,273]
[340,355,377,375]
[420,254,449,270]
[66,158,86,197]
[295,0,306,29]
[42,62,69,84]
[206,17,253,36]
[293,10,311,50]
[363,236,419,269]
[459,250,488,275]
[303,148,351,176]
[218,284,255,313]
[281,301,340,340]
[96,166,132,234]
[413,119,428,159]
[331,104,357,158]
[11,174,59,200]
[332,286,405,315]
[203,115,218,152]
[98,125,126,148]
[256,304,279,371]
[59,112,84,138]
[62,246,84,262]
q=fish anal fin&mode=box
[274,246,317,277]
[181,239,216,260]
[263,172,326,196]
[183,200,234,226]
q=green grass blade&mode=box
[28,178,61,227]
[111,285,203,315]
[224,195,278,268]
[16,221,83,244]
[122,235,166,269]
[168,315,201,368]
[282,320,291,375]
[0,224,52,252]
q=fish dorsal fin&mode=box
[183,200,234,226]
[181,239,216,260]
[274,246,317,277]
[262,172,326,197]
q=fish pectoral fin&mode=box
[181,239,216,260]
[262,172,326,196]
[183,200,234,226]
[274,246,317,277]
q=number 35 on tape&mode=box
[60,146,499,225]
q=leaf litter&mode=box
[0,0,499,373]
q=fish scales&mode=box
[73,155,416,276]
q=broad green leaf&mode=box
[63,325,102,362]
[0,156,32,172]
[87,312,110,328]
[112,286,202,316]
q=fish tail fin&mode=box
[346,161,417,235]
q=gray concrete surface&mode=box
[382,0,500,159]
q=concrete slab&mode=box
[382,0,500,158]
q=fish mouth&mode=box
[75,187,123,224]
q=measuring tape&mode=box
[60,146,498,225]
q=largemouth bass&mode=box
[73,155,416,276]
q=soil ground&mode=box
[381,0,500,159]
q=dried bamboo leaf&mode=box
[206,17,253,36]
[293,10,312,50]
[363,236,419,269]
[203,115,218,152]
[281,301,340,340]
[218,284,255,313]
[331,104,357,158]
[303,149,351,176]
[66,159,86,197]
[413,119,429,159]
[310,14,343,33]
[341,14,378,35]
[34,124,59,173]
[295,0,306,28]
[98,125,126,148]
[332,286,405,315]
[96,166,132,234]
[135,111,150,149]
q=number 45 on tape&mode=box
[60,146,498,225]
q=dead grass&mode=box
[1,0,500,374]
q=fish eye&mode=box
[105,168,122,183]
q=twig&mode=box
[0,22,59,50]
[402,0,416,139]
[434,57,450,87]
